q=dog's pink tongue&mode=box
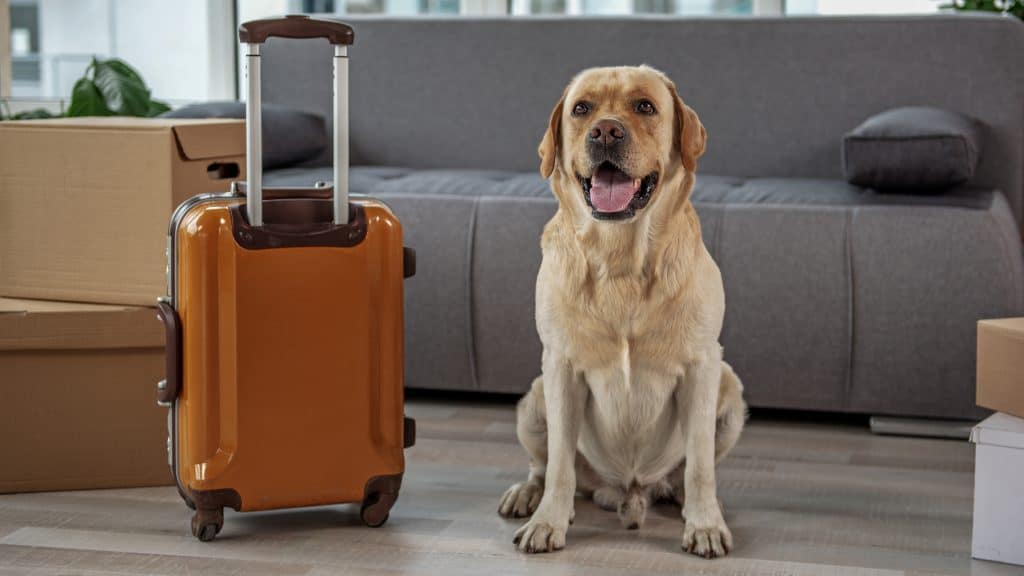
[590,166,639,213]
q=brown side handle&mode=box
[403,247,416,279]
[238,14,353,45]
[403,417,416,448]
[156,301,182,405]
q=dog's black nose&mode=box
[589,119,627,146]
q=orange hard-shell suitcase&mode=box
[156,15,416,542]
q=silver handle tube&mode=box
[245,43,263,227]
[333,45,349,225]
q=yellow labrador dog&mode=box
[498,66,747,558]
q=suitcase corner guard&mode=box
[188,487,243,542]
[362,473,402,528]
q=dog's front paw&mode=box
[499,480,543,518]
[513,515,568,553]
[681,505,732,558]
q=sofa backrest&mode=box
[261,15,1024,230]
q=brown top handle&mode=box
[238,14,353,45]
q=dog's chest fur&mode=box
[536,215,714,486]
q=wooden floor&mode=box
[0,396,1019,576]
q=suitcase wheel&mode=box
[360,491,396,528]
[191,507,224,542]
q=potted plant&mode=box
[941,0,1024,19]
[1,58,168,120]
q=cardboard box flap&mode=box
[0,117,180,131]
[0,116,238,131]
[0,117,245,160]
[977,317,1024,419]
[173,121,245,160]
[0,116,167,130]
[0,298,163,351]
[970,413,1024,450]
[978,318,1024,338]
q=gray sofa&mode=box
[260,15,1024,420]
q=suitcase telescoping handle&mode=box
[238,15,354,227]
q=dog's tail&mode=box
[715,360,747,464]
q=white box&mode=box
[971,413,1024,566]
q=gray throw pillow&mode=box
[162,101,327,170]
[842,106,982,191]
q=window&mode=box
[238,0,940,17]
[2,0,947,107]
[240,0,755,16]
[9,0,41,97]
[3,0,234,105]
[787,0,940,14]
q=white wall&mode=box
[235,0,290,101]
[39,0,111,54]
[38,0,111,98]
[112,0,235,100]
[36,0,234,103]
[236,0,290,24]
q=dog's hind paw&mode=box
[592,486,622,511]
[499,481,543,519]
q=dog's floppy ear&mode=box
[538,94,565,180]
[669,83,707,173]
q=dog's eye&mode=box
[635,100,656,115]
[572,102,590,117]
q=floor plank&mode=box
[0,397,1015,575]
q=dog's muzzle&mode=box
[578,162,658,221]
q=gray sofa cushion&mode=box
[162,101,326,169]
[842,107,982,191]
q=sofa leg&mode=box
[869,416,975,440]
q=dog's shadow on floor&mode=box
[565,498,689,548]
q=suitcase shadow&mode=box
[221,504,367,537]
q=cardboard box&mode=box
[977,318,1024,419]
[0,297,172,493]
[0,117,244,306]
[971,413,1024,566]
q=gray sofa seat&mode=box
[267,166,1024,420]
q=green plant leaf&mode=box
[105,59,171,117]
[66,78,112,117]
[146,98,171,117]
[103,59,147,86]
[92,59,151,116]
